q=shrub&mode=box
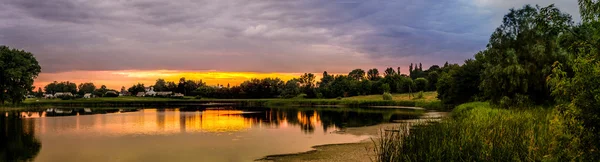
[58,95,73,100]
[414,78,429,92]
[382,93,393,100]
[195,95,202,99]
[336,97,342,100]
[414,91,424,99]
[294,93,308,99]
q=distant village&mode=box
[41,86,188,99]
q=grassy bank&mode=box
[11,92,443,110]
[374,102,579,161]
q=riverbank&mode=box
[373,102,586,161]
[257,111,448,162]
[10,92,445,110]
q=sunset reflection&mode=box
[15,107,418,137]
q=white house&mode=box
[83,93,92,98]
[54,92,73,97]
[136,92,146,97]
[145,87,157,96]
[44,94,55,99]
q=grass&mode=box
[342,91,437,102]
[11,92,443,110]
[374,102,575,161]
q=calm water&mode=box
[1,107,420,162]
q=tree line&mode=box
[433,2,599,159]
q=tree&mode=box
[384,67,396,77]
[0,46,41,104]
[35,88,43,98]
[299,73,316,97]
[479,4,572,105]
[153,79,167,91]
[128,83,146,96]
[579,0,600,22]
[436,59,483,106]
[44,81,77,95]
[414,78,429,92]
[367,68,381,81]
[281,79,301,98]
[348,69,365,81]
[77,82,96,95]
[426,71,440,91]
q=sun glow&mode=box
[34,70,307,90]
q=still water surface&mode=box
[1,107,420,162]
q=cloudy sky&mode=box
[0,0,580,89]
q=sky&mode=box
[0,0,581,90]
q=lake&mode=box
[1,106,421,162]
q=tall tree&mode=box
[77,82,96,95]
[0,46,41,104]
[153,79,167,91]
[348,69,366,81]
[384,67,396,77]
[367,68,381,81]
[479,4,572,105]
[579,0,600,22]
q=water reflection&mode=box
[12,107,421,135]
[1,107,421,162]
[1,113,41,161]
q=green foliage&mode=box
[413,78,428,92]
[436,60,482,106]
[77,82,96,96]
[382,93,393,101]
[367,68,381,81]
[348,69,365,80]
[381,83,390,93]
[44,81,78,95]
[58,95,74,100]
[414,91,424,99]
[281,79,301,98]
[374,102,575,161]
[128,83,146,96]
[0,46,41,104]
[240,78,284,98]
[383,67,396,77]
[479,4,572,105]
[103,91,119,97]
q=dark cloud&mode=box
[0,0,580,73]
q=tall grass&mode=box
[374,102,574,161]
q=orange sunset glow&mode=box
[34,70,312,90]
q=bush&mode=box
[414,78,429,92]
[58,95,73,100]
[103,92,119,97]
[382,93,393,100]
[414,91,424,99]
[195,95,202,99]
[294,93,308,99]
[336,97,342,100]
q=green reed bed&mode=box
[374,102,571,161]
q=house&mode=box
[173,93,184,97]
[44,94,55,99]
[83,93,92,98]
[54,92,73,97]
[136,92,145,97]
[145,87,157,96]
[156,91,173,96]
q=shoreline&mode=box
[256,111,448,162]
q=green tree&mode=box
[579,0,600,22]
[367,68,381,81]
[153,79,167,91]
[348,69,366,81]
[436,59,482,106]
[128,83,146,96]
[77,82,96,96]
[479,4,572,105]
[414,78,429,92]
[281,78,301,98]
[384,67,396,77]
[0,46,41,104]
